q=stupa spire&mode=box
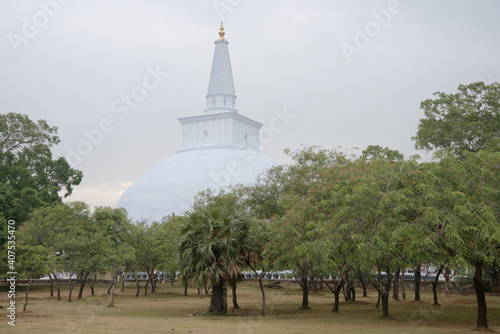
[218,21,225,40]
[204,23,237,114]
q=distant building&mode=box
[117,23,279,222]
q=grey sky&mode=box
[1,0,499,207]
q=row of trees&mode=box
[185,145,499,326]
[15,204,183,308]
[11,144,499,326]
[174,81,500,328]
[2,81,499,328]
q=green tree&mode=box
[331,157,404,317]
[92,207,135,307]
[413,82,500,155]
[0,113,83,224]
[0,113,82,274]
[137,220,167,295]
[177,208,256,313]
[156,215,183,285]
[17,244,49,311]
[425,150,500,328]
[361,145,404,162]
[194,186,252,306]
[57,202,103,302]
[263,147,345,309]
[128,222,148,297]
[17,203,94,300]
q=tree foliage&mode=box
[413,82,500,155]
[177,208,256,313]
[0,112,83,234]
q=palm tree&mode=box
[177,207,256,313]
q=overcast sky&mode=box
[1,0,499,208]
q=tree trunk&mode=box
[473,262,488,329]
[183,279,188,296]
[358,273,367,297]
[223,277,228,313]
[151,274,157,293]
[443,268,451,295]
[48,273,54,297]
[375,268,381,308]
[326,280,344,313]
[86,274,95,296]
[345,282,352,301]
[78,271,89,299]
[144,280,149,295]
[68,275,74,302]
[230,278,239,309]
[299,260,310,309]
[121,273,126,292]
[209,278,225,313]
[344,272,351,301]
[301,280,309,308]
[393,268,399,300]
[23,278,32,311]
[401,270,406,300]
[53,271,61,300]
[258,274,266,315]
[380,270,392,317]
[381,292,389,317]
[170,272,175,285]
[432,265,444,305]
[109,271,117,307]
[376,266,392,317]
[107,280,113,294]
[134,272,141,297]
[414,265,421,301]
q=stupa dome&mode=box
[117,149,278,222]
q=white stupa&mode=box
[117,23,280,222]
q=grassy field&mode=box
[1,281,499,333]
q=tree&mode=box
[128,221,149,297]
[333,157,404,317]
[0,113,82,258]
[424,150,500,328]
[17,244,48,311]
[413,82,500,156]
[93,207,135,307]
[361,145,404,162]
[194,187,252,305]
[57,202,104,302]
[177,208,256,313]
[20,202,102,302]
[17,203,94,300]
[263,147,346,310]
